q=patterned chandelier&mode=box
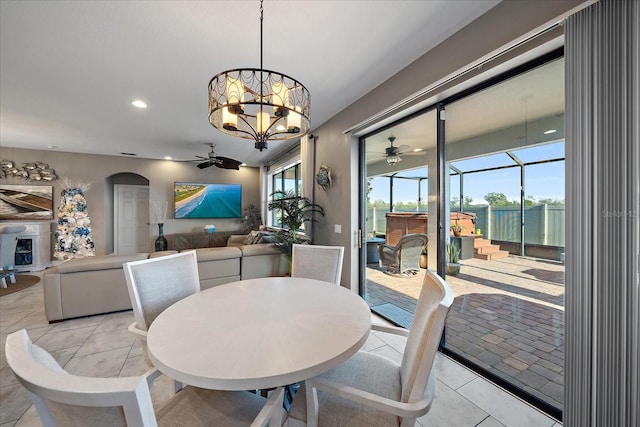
[208,0,310,151]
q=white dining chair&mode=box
[291,244,344,285]
[5,329,285,427]
[123,250,200,358]
[286,269,454,427]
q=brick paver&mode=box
[366,255,565,411]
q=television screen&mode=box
[0,184,54,220]
[174,182,242,219]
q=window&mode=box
[269,162,301,227]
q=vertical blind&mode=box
[564,1,639,426]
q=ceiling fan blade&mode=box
[214,156,242,170]
[197,161,213,169]
[395,144,411,152]
[398,150,427,156]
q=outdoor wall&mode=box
[0,147,260,256]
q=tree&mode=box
[484,192,509,206]
[451,196,474,209]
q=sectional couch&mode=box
[43,233,288,322]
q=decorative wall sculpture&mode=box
[0,160,57,181]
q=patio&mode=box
[366,255,565,411]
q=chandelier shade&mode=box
[208,0,311,151]
[208,68,311,151]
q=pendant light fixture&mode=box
[208,0,311,151]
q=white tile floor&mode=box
[0,276,561,427]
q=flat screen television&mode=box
[174,182,242,219]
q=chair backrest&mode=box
[399,269,454,403]
[394,233,428,255]
[5,329,157,427]
[0,225,26,267]
[291,244,344,285]
[124,250,200,332]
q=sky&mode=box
[369,142,565,205]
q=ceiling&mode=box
[0,0,501,167]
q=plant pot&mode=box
[419,254,428,269]
[447,262,460,276]
[453,230,462,237]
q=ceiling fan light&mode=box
[386,154,399,165]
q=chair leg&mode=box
[306,384,319,427]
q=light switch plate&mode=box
[334,224,342,233]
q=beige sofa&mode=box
[43,235,289,322]
[44,253,150,323]
[43,235,288,322]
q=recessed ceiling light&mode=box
[240,163,247,167]
[47,145,58,149]
[131,100,147,109]
[544,129,557,134]
[164,156,172,160]
[413,148,424,152]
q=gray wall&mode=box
[307,0,585,290]
[0,147,260,255]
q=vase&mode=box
[155,223,168,251]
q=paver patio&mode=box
[365,255,565,411]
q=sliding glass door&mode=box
[359,54,565,419]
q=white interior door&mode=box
[114,185,149,254]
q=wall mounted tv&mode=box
[174,182,242,219]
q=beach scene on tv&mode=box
[174,183,242,219]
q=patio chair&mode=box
[286,269,454,427]
[291,244,345,285]
[123,250,200,358]
[0,224,26,288]
[378,233,428,275]
[5,329,285,427]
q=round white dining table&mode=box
[146,276,372,391]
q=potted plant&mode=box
[450,222,464,237]
[240,203,262,233]
[419,244,428,269]
[446,242,461,276]
[267,190,325,260]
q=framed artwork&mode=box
[0,184,54,220]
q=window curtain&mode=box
[300,134,315,238]
[564,1,639,426]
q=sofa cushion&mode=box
[195,247,242,261]
[240,243,282,256]
[150,250,179,258]
[55,253,149,273]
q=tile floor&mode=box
[1,275,561,427]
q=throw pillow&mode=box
[244,230,260,245]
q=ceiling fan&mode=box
[373,137,424,165]
[185,143,242,170]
